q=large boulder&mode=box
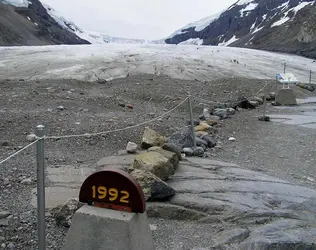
[201,135,217,148]
[141,127,167,149]
[130,169,175,201]
[202,108,211,120]
[252,96,264,105]
[132,151,175,180]
[51,198,84,228]
[213,108,228,119]
[236,96,256,109]
[195,122,216,134]
[168,127,194,149]
[161,143,182,160]
[147,147,180,169]
[126,141,138,153]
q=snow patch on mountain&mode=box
[166,10,223,38]
[0,0,29,7]
[240,3,258,17]
[179,38,203,45]
[218,35,239,46]
[271,1,314,28]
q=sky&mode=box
[41,0,237,40]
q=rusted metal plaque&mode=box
[79,169,146,213]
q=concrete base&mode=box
[275,88,297,106]
[63,205,155,250]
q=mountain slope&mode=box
[165,0,316,59]
[0,0,147,46]
[0,0,90,46]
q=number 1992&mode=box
[92,186,129,203]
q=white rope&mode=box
[45,97,189,140]
[192,82,271,106]
[0,139,40,166]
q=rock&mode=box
[0,211,10,226]
[199,144,207,151]
[56,106,65,111]
[21,178,32,185]
[52,198,84,228]
[0,237,4,242]
[213,108,227,119]
[168,127,194,149]
[236,96,256,109]
[212,228,250,246]
[161,143,182,160]
[3,178,10,185]
[204,119,218,126]
[201,135,217,148]
[1,141,9,146]
[132,152,175,180]
[130,169,175,201]
[1,243,5,248]
[252,96,264,105]
[195,122,209,132]
[195,131,209,137]
[195,137,208,147]
[26,133,37,142]
[6,242,15,249]
[195,122,216,134]
[192,147,205,156]
[258,115,270,122]
[182,147,194,156]
[147,147,180,169]
[202,108,211,120]
[149,224,157,231]
[228,137,236,141]
[187,120,200,126]
[226,108,236,115]
[0,211,10,219]
[209,115,221,121]
[141,127,166,149]
[126,141,138,153]
[249,100,259,107]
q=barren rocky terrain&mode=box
[0,74,316,249]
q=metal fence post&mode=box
[310,70,312,84]
[36,125,45,250]
[263,89,268,118]
[188,94,197,148]
[284,62,286,73]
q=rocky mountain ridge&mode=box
[0,0,91,46]
[165,0,316,59]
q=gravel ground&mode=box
[0,74,315,249]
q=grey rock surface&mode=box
[156,157,316,249]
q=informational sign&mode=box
[79,170,146,213]
[276,73,299,84]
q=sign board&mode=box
[276,73,299,84]
[79,170,146,213]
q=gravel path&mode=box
[0,74,315,249]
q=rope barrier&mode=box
[0,81,271,166]
[191,82,271,106]
[0,139,40,166]
[43,97,189,139]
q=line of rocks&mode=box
[298,83,316,92]
[49,93,273,230]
